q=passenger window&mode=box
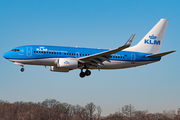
[49,52,51,54]
[47,52,48,54]
[39,51,41,53]
[80,54,81,56]
[69,53,71,55]
[34,51,35,53]
[64,53,66,55]
[44,52,46,53]
[36,51,38,53]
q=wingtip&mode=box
[124,34,135,47]
[170,50,176,53]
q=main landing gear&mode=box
[79,69,91,78]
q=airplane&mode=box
[3,19,175,78]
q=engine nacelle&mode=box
[57,58,78,69]
[50,66,69,72]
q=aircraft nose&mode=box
[3,52,8,59]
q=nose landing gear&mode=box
[20,67,25,72]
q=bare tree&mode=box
[122,104,135,117]
[85,102,96,120]
[41,99,59,108]
[55,102,72,116]
[163,110,176,119]
[73,104,83,115]
[97,106,102,119]
[134,110,148,119]
[2,100,180,120]
[177,108,180,115]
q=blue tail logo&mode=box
[144,34,160,45]
[149,34,157,39]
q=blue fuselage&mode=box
[3,45,160,69]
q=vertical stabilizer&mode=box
[125,19,168,53]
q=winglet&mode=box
[124,34,135,47]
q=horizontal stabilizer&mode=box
[146,50,176,58]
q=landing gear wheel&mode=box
[85,70,91,76]
[21,68,24,72]
[79,72,85,78]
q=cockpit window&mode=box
[11,49,20,52]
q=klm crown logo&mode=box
[144,34,160,45]
[64,61,69,65]
[149,34,157,39]
[36,47,48,51]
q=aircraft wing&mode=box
[146,50,176,58]
[78,34,135,67]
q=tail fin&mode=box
[125,19,168,54]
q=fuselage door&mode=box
[131,53,136,64]
[75,52,80,58]
[26,47,32,57]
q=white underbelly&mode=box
[9,58,158,70]
[90,60,158,69]
[8,58,57,66]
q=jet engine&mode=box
[56,58,78,69]
[50,58,79,72]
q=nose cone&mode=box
[3,52,8,59]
